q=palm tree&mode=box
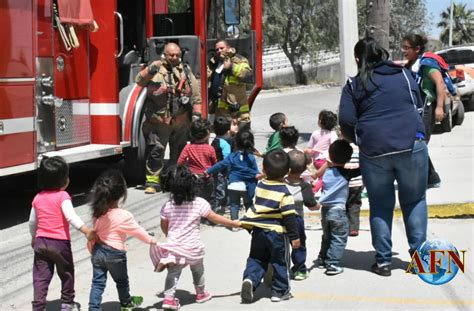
[437,3,474,46]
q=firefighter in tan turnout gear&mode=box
[208,39,253,129]
[135,42,202,194]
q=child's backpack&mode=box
[417,52,457,96]
[211,137,224,162]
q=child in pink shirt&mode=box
[88,169,157,310]
[305,110,338,193]
[150,165,240,310]
[29,156,94,311]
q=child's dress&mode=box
[150,197,211,270]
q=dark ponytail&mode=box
[354,37,389,91]
[235,129,255,154]
[90,169,127,218]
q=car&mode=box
[436,45,474,111]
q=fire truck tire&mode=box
[123,117,147,186]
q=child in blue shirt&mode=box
[210,116,232,213]
[206,129,260,222]
[312,139,360,275]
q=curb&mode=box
[306,203,474,219]
[259,83,340,97]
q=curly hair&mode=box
[190,119,211,142]
[37,156,69,190]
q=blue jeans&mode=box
[291,216,307,273]
[228,189,253,220]
[211,172,228,212]
[319,207,349,266]
[360,140,428,265]
[89,244,130,310]
[243,229,290,296]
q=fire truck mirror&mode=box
[224,0,240,26]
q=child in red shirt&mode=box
[177,119,217,202]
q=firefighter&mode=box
[208,39,252,130]
[135,42,202,194]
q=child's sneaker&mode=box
[315,256,326,269]
[120,296,143,311]
[293,270,309,280]
[61,302,81,311]
[270,291,293,302]
[240,279,254,303]
[196,291,212,303]
[325,264,344,275]
[162,297,180,310]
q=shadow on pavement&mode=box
[341,249,409,272]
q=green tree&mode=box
[438,3,474,46]
[264,0,337,85]
[389,0,430,58]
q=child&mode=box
[280,125,300,152]
[305,110,338,192]
[240,149,300,303]
[285,150,319,280]
[88,169,157,310]
[210,116,232,213]
[265,112,288,154]
[177,119,217,202]
[206,129,260,223]
[152,165,240,310]
[312,140,360,275]
[29,156,94,311]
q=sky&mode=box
[426,0,474,38]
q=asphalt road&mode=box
[0,86,473,310]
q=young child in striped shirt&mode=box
[151,165,240,310]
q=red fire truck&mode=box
[0,0,262,182]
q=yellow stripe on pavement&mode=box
[307,203,474,218]
[293,292,474,306]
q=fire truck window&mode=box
[208,0,250,39]
[168,0,192,13]
[154,0,194,36]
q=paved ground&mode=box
[1,86,473,310]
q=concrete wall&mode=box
[263,60,341,87]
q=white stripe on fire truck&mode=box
[0,162,36,176]
[72,101,90,116]
[90,103,120,116]
[0,117,34,135]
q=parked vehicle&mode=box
[0,0,263,181]
[437,45,474,111]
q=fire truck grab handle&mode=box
[114,11,124,58]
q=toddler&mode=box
[177,119,217,202]
[305,110,338,193]
[207,129,260,222]
[88,169,157,310]
[29,156,94,311]
[151,165,240,310]
[265,112,288,154]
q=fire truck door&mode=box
[52,20,90,150]
[0,0,36,171]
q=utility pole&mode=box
[449,0,454,47]
[338,0,359,85]
[366,0,390,51]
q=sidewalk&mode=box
[2,203,472,310]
